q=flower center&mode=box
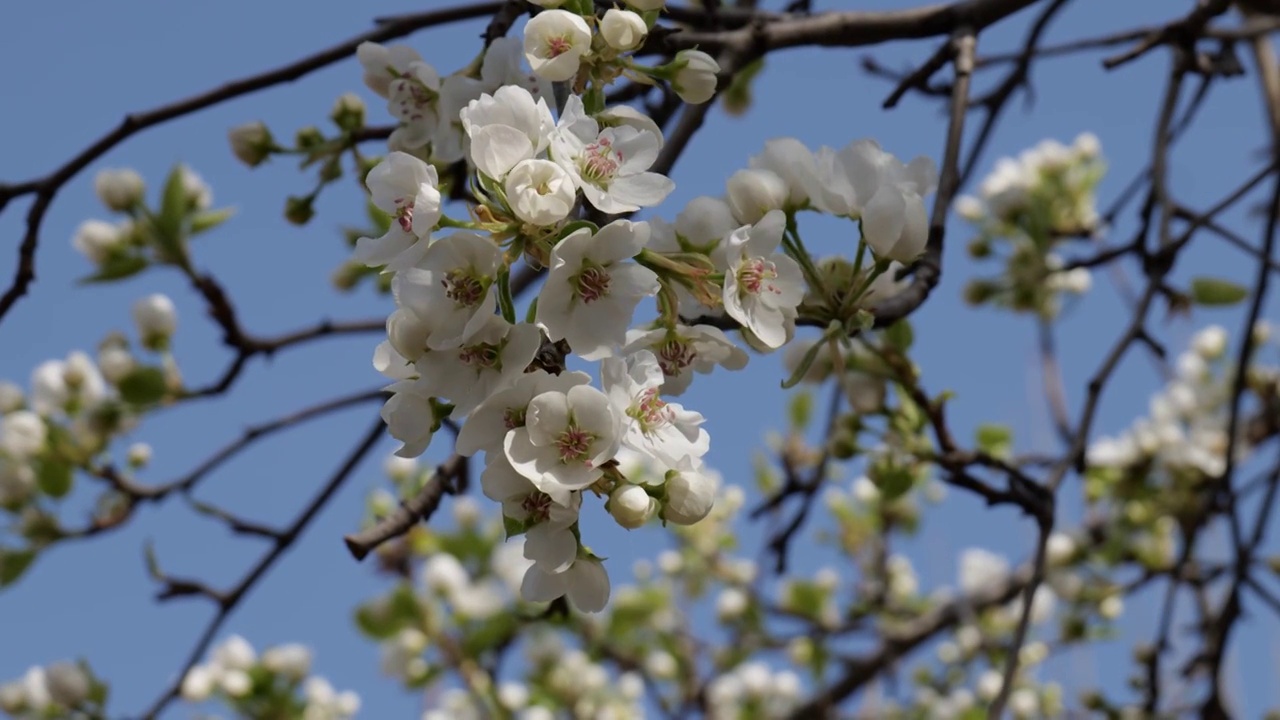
[521,491,555,523]
[442,270,485,307]
[392,80,434,122]
[579,137,622,185]
[503,407,526,431]
[555,426,596,464]
[627,387,671,432]
[737,257,780,296]
[575,266,611,304]
[458,342,501,370]
[657,339,696,377]
[394,198,414,233]
[546,35,573,59]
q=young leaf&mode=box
[36,457,74,498]
[118,367,169,405]
[1190,277,1249,306]
[0,548,37,587]
[189,207,236,236]
[78,255,148,284]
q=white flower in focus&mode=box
[72,220,124,265]
[958,548,1009,594]
[523,10,592,82]
[356,42,423,98]
[721,210,804,349]
[860,154,935,263]
[392,232,501,350]
[505,385,622,505]
[505,159,576,226]
[537,220,660,360]
[380,380,443,458]
[356,151,441,269]
[662,459,719,525]
[601,350,709,467]
[457,370,591,457]
[228,121,274,167]
[671,50,719,104]
[609,483,656,528]
[385,308,433,364]
[622,324,749,395]
[597,105,664,148]
[94,168,145,211]
[0,411,45,460]
[461,84,555,181]
[132,293,178,349]
[412,317,542,416]
[551,96,673,213]
[481,457,581,573]
[675,196,737,250]
[725,168,789,225]
[520,555,611,612]
[601,9,647,51]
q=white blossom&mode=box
[749,138,817,208]
[356,42,423,98]
[504,384,623,505]
[537,219,660,360]
[662,459,719,525]
[392,231,502,350]
[72,220,124,265]
[551,96,673,213]
[355,151,442,270]
[412,317,542,416]
[523,10,592,82]
[457,370,591,458]
[505,159,576,226]
[94,168,145,211]
[0,411,45,460]
[132,293,178,347]
[262,644,312,681]
[609,483,657,528]
[721,210,804,349]
[725,168,789,225]
[380,379,443,458]
[461,84,555,181]
[520,555,611,612]
[958,548,1009,594]
[601,9,648,51]
[671,50,720,104]
[601,350,709,468]
[621,324,749,395]
[179,665,216,701]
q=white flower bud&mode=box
[132,294,178,349]
[1099,594,1124,620]
[1073,131,1101,159]
[656,550,682,574]
[1255,319,1272,344]
[383,455,418,482]
[523,10,592,82]
[94,169,145,212]
[127,442,153,468]
[716,587,748,620]
[452,496,481,526]
[262,643,312,681]
[386,309,431,363]
[44,663,90,708]
[601,9,648,51]
[180,666,216,702]
[498,682,530,709]
[0,411,46,460]
[1045,532,1077,566]
[662,465,718,525]
[671,50,720,105]
[852,476,880,504]
[178,165,213,210]
[1192,325,1228,360]
[643,651,677,679]
[330,93,366,131]
[976,670,1004,701]
[675,195,737,245]
[0,382,23,414]
[936,641,959,664]
[97,346,135,385]
[953,195,985,221]
[336,691,361,716]
[229,121,274,168]
[72,220,124,265]
[219,669,252,698]
[609,483,656,529]
[505,159,576,226]
[0,681,25,713]
[955,625,981,655]
[1009,688,1039,719]
[212,635,257,671]
[725,169,789,225]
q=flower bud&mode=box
[331,261,364,291]
[0,681,25,713]
[662,464,718,525]
[725,168,788,225]
[387,308,431,362]
[609,483,656,529]
[1098,594,1124,620]
[601,9,648,51]
[44,663,89,708]
[180,666,215,702]
[285,195,316,225]
[505,159,576,226]
[675,195,737,245]
[715,587,748,620]
[97,346,135,385]
[219,669,252,698]
[330,93,367,132]
[94,169,145,212]
[132,294,178,350]
[228,121,276,168]
[0,411,39,459]
[671,50,719,105]
[178,165,213,211]
[295,125,325,150]
[213,635,256,671]
[0,382,23,414]
[1192,325,1228,360]
[383,455,418,483]
[1045,532,1077,566]
[71,220,124,265]
[127,442,152,468]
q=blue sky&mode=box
[2,0,1279,717]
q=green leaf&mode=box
[189,207,236,236]
[503,514,528,540]
[976,423,1013,459]
[155,165,190,257]
[883,319,914,352]
[0,548,37,587]
[873,464,914,501]
[721,57,765,117]
[1190,277,1249,306]
[36,457,73,498]
[78,254,148,284]
[118,367,169,405]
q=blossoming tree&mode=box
[1,0,1279,718]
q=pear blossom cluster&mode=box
[956,133,1104,317]
[179,635,359,720]
[0,662,99,719]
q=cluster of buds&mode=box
[180,635,359,719]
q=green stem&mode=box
[783,214,828,302]
[496,267,516,323]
